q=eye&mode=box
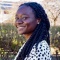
[22,17,28,20]
[15,17,19,20]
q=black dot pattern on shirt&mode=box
[15,40,51,60]
[24,40,51,60]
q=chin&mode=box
[18,31,25,35]
[18,31,22,34]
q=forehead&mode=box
[16,5,34,16]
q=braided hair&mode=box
[16,2,50,60]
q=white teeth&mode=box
[18,26,24,28]
[17,26,24,28]
[17,27,25,30]
[19,27,24,28]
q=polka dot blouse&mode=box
[14,40,51,60]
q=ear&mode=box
[37,19,41,24]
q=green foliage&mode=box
[50,26,60,50]
[0,23,26,52]
[0,23,60,59]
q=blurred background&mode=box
[0,0,60,60]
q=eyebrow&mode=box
[16,14,29,18]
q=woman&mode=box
[14,2,51,60]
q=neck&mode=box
[23,33,32,40]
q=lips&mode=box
[17,26,27,34]
[17,26,25,29]
[17,26,26,31]
[16,24,25,28]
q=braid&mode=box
[16,2,50,60]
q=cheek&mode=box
[24,20,37,32]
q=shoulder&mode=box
[28,40,51,60]
[36,40,51,60]
[31,40,50,52]
[38,40,49,46]
[30,40,50,54]
[36,40,50,53]
[37,40,50,50]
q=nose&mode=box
[16,19,23,23]
[15,19,23,27]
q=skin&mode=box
[15,5,40,40]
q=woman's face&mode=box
[15,5,38,35]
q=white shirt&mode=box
[14,40,51,60]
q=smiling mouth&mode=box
[16,25,25,28]
[18,26,25,28]
[17,26,26,30]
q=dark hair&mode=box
[16,2,50,60]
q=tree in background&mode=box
[42,0,60,52]
[43,0,60,26]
